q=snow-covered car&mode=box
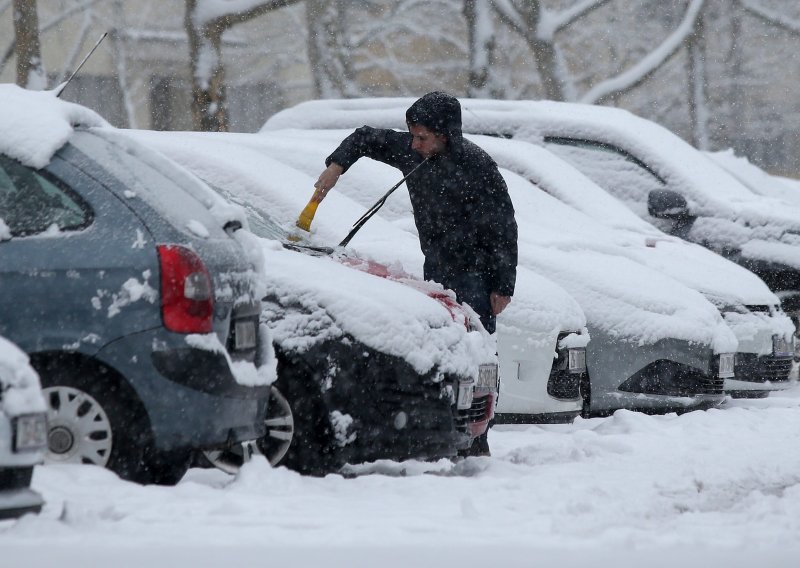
[264,98,797,399]
[177,126,736,417]
[705,150,800,208]
[0,85,271,485]
[472,136,796,398]
[127,129,590,426]
[0,336,46,520]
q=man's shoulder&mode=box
[459,138,498,168]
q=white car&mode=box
[154,127,740,417]
[0,336,46,519]
[126,129,590,424]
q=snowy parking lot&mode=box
[3,387,800,568]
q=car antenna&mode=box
[54,32,108,99]
[338,157,430,248]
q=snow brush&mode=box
[338,157,430,247]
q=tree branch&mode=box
[739,0,800,35]
[580,0,705,104]
[549,0,613,35]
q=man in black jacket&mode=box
[313,91,518,334]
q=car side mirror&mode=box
[648,190,691,220]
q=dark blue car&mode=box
[0,126,269,485]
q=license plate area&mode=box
[477,364,499,391]
[718,353,735,378]
[568,348,586,373]
[233,319,257,350]
[13,413,47,452]
[457,379,475,410]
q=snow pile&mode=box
[4,393,800,566]
[0,84,107,169]
[0,336,46,416]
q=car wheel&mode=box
[272,355,341,476]
[203,386,294,473]
[40,367,187,485]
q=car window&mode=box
[0,155,91,237]
[543,137,667,217]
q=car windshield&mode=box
[203,182,335,255]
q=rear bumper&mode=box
[96,329,270,452]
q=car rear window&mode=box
[68,131,229,240]
[0,154,91,237]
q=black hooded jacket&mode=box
[325,92,517,297]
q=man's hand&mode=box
[490,292,511,316]
[313,163,344,202]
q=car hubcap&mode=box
[42,386,113,466]
[204,386,294,473]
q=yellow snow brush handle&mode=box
[296,197,320,232]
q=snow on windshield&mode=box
[0,335,46,416]
[0,84,107,169]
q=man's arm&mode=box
[312,126,409,203]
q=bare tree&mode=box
[464,0,499,98]
[687,6,709,149]
[12,0,46,89]
[184,0,303,132]
[305,0,360,98]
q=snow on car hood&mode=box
[0,84,107,169]
[227,128,734,352]
[264,98,800,271]
[258,240,494,379]
[123,129,588,341]
[0,336,46,416]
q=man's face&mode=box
[409,124,448,159]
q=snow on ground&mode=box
[3,388,800,568]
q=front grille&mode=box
[699,375,725,395]
[734,354,793,383]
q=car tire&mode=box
[728,390,770,399]
[39,364,188,485]
[269,353,341,476]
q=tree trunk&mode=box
[465,0,499,98]
[306,0,357,98]
[185,0,229,132]
[688,9,709,149]
[12,0,46,89]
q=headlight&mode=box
[718,353,735,378]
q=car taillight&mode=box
[157,244,214,333]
